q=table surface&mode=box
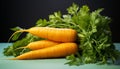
[0,43,120,69]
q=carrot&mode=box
[8,27,77,42]
[20,40,60,50]
[13,43,78,60]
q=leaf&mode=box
[11,32,22,41]
[9,26,24,41]
[67,3,79,15]
[65,54,82,66]
[36,19,48,27]
[10,26,23,31]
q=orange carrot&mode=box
[13,43,78,60]
[21,40,60,50]
[9,27,77,42]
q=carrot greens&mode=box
[3,3,120,65]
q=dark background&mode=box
[0,0,120,42]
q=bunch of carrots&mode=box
[10,27,78,60]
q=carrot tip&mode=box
[8,30,27,42]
